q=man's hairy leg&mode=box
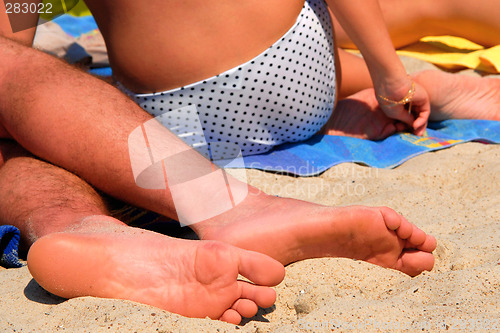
[0,140,108,249]
[0,35,180,216]
[0,140,284,324]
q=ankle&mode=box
[190,189,276,239]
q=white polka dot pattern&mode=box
[122,0,335,157]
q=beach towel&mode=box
[397,36,500,74]
[235,120,500,176]
[0,225,23,268]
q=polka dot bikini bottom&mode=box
[120,0,336,157]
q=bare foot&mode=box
[414,70,500,121]
[196,195,437,277]
[27,216,285,324]
[321,89,407,140]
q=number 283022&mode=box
[5,2,53,14]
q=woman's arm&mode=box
[327,0,429,135]
[328,0,405,85]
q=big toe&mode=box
[237,249,285,286]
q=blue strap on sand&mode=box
[0,225,23,268]
[239,120,500,176]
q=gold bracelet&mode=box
[377,77,415,114]
[377,80,415,105]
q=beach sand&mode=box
[1,60,499,332]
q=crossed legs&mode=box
[0,36,436,323]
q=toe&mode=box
[406,226,427,247]
[396,250,435,277]
[239,281,277,309]
[419,234,437,252]
[231,299,259,318]
[379,122,397,140]
[237,249,285,286]
[379,207,402,230]
[395,219,413,239]
[219,309,242,324]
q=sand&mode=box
[1,142,499,332]
[1,57,499,332]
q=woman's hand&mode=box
[375,75,430,136]
[325,0,430,135]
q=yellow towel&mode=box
[40,0,91,21]
[397,36,500,74]
[66,0,91,17]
